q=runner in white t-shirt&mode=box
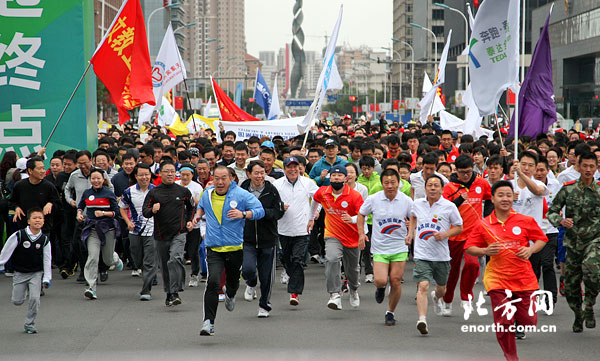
[510,151,549,229]
[358,169,413,326]
[408,174,463,335]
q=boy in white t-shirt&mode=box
[510,151,549,228]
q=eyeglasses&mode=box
[457,170,473,175]
[160,170,176,174]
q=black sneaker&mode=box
[60,269,69,279]
[515,330,526,339]
[76,273,85,283]
[100,271,108,282]
[375,287,385,304]
[341,279,349,294]
[171,292,182,306]
[165,293,173,306]
[385,312,396,326]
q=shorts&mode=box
[373,252,408,264]
[413,259,450,286]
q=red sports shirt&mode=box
[465,210,548,292]
[313,184,364,248]
[443,176,491,241]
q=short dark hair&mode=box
[382,157,399,170]
[246,159,266,173]
[260,148,275,157]
[133,163,152,176]
[358,155,375,168]
[454,154,474,169]
[518,150,539,164]
[380,168,400,182]
[422,153,438,166]
[224,131,236,140]
[178,150,192,162]
[159,160,175,171]
[486,154,504,168]
[222,140,235,149]
[234,142,249,153]
[578,151,597,164]
[492,180,513,196]
[345,162,359,175]
[76,150,92,161]
[27,207,44,220]
[425,174,444,187]
[26,156,44,172]
[139,145,154,157]
[121,152,137,162]
[397,152,412,164]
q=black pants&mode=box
[60,209,77,271]
[204,249,243,323]
[242,245,275,311]
[530,233,558,302]
[185,228,201,276]
[308,209,325,256]
[280,235,309,294]
[360,224,373,275]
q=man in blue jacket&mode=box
[308,139,348,186]
[192,165,265,336]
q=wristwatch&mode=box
[242,211,247,219]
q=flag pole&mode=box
[174,48,197,133]
[301,89,321,149]
[494,113,505,149]
[43,62,93,148]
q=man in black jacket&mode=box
[240,160,285,318]
[142,160,195,307]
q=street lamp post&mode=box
[382,47,402,105]
[225,62,245,94]
[391,38,415,101]
[410,23,438,75]
[434,2,469,88]
[147,2,180,51]
[174,21,198,34]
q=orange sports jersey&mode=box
[439,145,460,163]
[465,210,548,292]
[313,184,364,248]
[443,176,491,241]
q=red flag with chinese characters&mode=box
[212,78,260,122]
[91,0,155,125]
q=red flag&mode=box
[91,0,155,125]
[212,78,260,122]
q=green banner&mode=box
[0,0,96,160]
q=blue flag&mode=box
[253,69,272,118]
[234,82,243,107]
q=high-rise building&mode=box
[93,0,121,46]
[141,0,186,60]
[259,51,276,67]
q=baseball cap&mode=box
[329,164,347,176]
[324,139,338,148]
[261,140,275,149]
[283,156,299,167]
[16,158,27,171]
[188,147,200,156]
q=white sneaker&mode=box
[218,294,225,302]
[280,271,290,284]
[131,269,142,277]
[416,319,429,335]
[188,275,199,287]
[461,300,470,313]
[365,274,374,283]
[431,291,443,316]
[257,307,270,318]
[349,289,360,308]
[244,286,256,302]
[327,293,342,310]
[441,301,452,317]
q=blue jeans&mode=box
[242,245,276,311]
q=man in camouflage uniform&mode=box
[548,151,600,333]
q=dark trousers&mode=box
[308,209,325,256]
[129,233,157,295]
[186,228,201,276]
[60,208,77,271]
[280,235,309,294]
[530,233,558,302]
[360,224,373,275]
[155,234,186,294]
[204,249,243,322]
[242,245,276,311]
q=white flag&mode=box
[157,96,178,127]
[138,23,187,125]
[268,77,281,120]
[417,30,452,124]
[469,0,519,116]
[203,97,212,118]
[461,4,476,56]
[463,84,483,135]
[418,72,445,124]
[298,6,343,134]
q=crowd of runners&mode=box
[1,116,599,361]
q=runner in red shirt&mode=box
[442,155,491,315]
[440,130,460,163]
[312,164,364,311]
[466,180,548,361]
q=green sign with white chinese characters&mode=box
[0,0,96,160]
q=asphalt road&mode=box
[0,261,596,361]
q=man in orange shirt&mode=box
[465,180,548,361]
[442,155,491,315]
[312,164,364,311]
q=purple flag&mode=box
[509,10,556,138]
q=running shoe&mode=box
[24,325,38,334]
[280,271,290,284]
[349,289,360,308]
[223,286,235,311]
[200,320,214,336]
[327,293,342,310]
[114,255,124,271]
[165,293,173,306]
[60,269,70,279]
[341,279,349,294]
[244,286,256,302]
[559,276,565,296]
[218,294,225,302]
[365,274,374,283]
[375,287,385,304]
[84,288,97,300]
[200,274,207,283]
[131,269,142,277]
[290,293,299,306]
[257,307,270,318]
[188,275,199,288]
[171,292,182,306]
[416,320,429,335]
[4,272,14,277]
[431,291,443,316]
[139,294,152,301]
[310,254,321,264]
[515,330,526,339]
[99,272,108,283]
[441,302,452,317]
[385,312,396,326]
